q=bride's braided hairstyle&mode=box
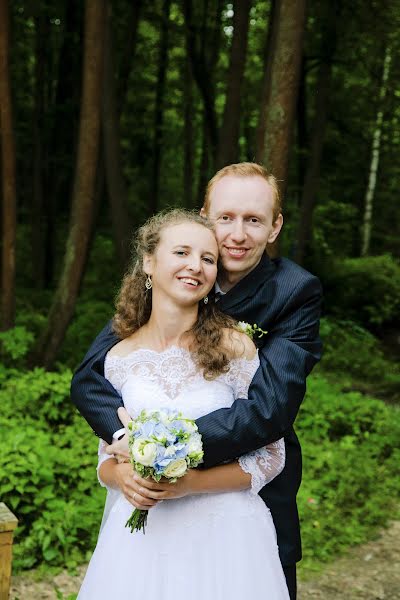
[113,209,237,379]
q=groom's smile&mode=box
[202,174,283,291]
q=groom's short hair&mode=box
[203,162,282,222]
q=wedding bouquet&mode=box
[125,408,204,533]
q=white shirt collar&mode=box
[214,281,227,296]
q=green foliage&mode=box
[319,317,399,385]
[0,326,34,366]
[60,300,113,368]
[323,255,400,327]
[297,375,400,571]
[0,361,104,571]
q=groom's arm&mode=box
[196,276,322,469]
[70,321,124,444]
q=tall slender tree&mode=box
[183,41,194,208]
[150,0,171,215]
[361,44,391,257]
[216,0,252,168]
[184,0,220,165]
[258,0,306,199]
[295,3,339,265]
[103,2,132,269]
[255,0,277,162]
[31,10,49,288]
[33,0,107,368]
[0,0,17,330]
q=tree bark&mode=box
[295,59,333,265]
[183,0,219,164]
[255,0,278,162]
[46,0,82,286]
[33,0,106,368]
[31,12,49,288]
[117,0,142,116]
[295,3,339,265]
[361,45,391,257]
[150,0,171,214]
[259,0,307,200]
[216,0,251,168]
[0,0,17,330]
[296,55,308,198]
[183,40,194,208]
[103,2,132,269]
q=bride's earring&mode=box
[145,275,152,290]
[203,296,209,304]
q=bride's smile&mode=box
[143,221,218,308]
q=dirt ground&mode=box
[10,521,400,600]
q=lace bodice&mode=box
[99,345,285,495]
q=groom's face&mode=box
[202,175,283,287]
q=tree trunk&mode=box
[183,0,219,164]
[296,55,308,199]
[117,0,142,115]
[183,42,194,208]
[216,0,251,168]
[295,59,333,265]
[255,0,278,162]
[31,12,49,288]
[0,0,17,330]
[103,2,131,269]
[361,45,391,257]
[196,116,211,208]
[150,0,171,214]
[259,0,306,200]
[32,0,106,368]
[295,3,339,265]
[46,0,82,286]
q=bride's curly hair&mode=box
[113,209,237,379]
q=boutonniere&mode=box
[236,321,268,340]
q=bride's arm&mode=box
[133,438,285,500]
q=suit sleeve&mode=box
[196,276,323,468]
[70,321,124,444]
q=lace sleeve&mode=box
[97,439,115,488]
[238,439,285,495]
[227,354,286,495]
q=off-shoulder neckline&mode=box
[105,344,258,364]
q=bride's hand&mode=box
[115,463,159,510]
[133,470,198,501]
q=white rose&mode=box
[183,420,197,433]
[164,445,176,458]
[158,410,170,425]
[132,439,157,466]
[163,458,188,479]
[187,434,203,455]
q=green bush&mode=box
[319,317,398,381]
[59,300,113,368]
[323,254,400,327]
[297,375,400,571]
[0,351,104,570]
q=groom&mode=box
[71,162,322,599]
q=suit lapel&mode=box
[218,253,276,312]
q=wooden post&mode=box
[0,503,18,600]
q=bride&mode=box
[77,209,289,599]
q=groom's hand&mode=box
[105,407,131,459]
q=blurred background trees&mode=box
[1,0,399,365]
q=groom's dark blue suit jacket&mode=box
[70,254,322,566]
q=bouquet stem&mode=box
[125,508,148,533]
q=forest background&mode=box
[0,0,399,586]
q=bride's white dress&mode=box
[78,346,290,599]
